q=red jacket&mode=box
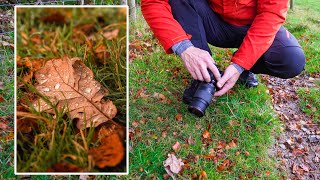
[141,0,289,70]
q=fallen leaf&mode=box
[217,159,230,172]
[0,95,5,103]
[172,141,181,152]
[89,133,124,168]
[175,114,182,121]
[186,136,195,145]
[163,154,184,180]
[132,121,139,128]
[0,41,14,48]
[244,151,250,156]
[0,122,8,130]
[199,170,208,179]
[265,170,270,176]
[0,82,4,90]
[41,12,67,25]
[102,29,119,40]
[47,162,83,172]
[31,57,117,129]
[202,130,210,139]
[94,44,110,64]
[226,140,237,149]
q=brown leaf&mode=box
[47,162,82,172]
[1,41,14,48]
[0,132,14,142]
[186,136,195,145]
[94,45,110,64]
[41,12,67,24]
[0,82,4,90]
[244,151,250,156]
[217,159,230,172]
[102,29,119,40]
[202,130,210,139]
[89,133,124,168]
[199,170,208,179]
[172,141,181,152]
[31,57,117,129]
[163,154,184,179]
[225,140,237,149]
[0,95,5,103]
[0,122,8,130]
[175,114,182,121]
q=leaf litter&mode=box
[263,74,320,179]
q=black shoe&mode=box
[183,79,200,104]
[238,71,258,87]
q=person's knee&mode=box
[279,47,306,79]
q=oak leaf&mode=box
[32,56,117,129]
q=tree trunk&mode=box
[120,0,127,5]
[290,0,294,10]
[129,0,136,21]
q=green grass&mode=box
[0,32,15,179]
[16,8,126,173]
[285,0,320,74]
[297,86,320,123]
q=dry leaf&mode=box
[31,56,117,129]
[199,170,208,179]
[175,114,182,121]
[94,44,110,64]
[0,95,5,103]
[0,82,4,90]
[89,133,124,168]
[163,154,184,180]
[102,29,119,40]
[172,141,181,152]
[0,122,8,130]
[1,41,14,48]
[217,159,230,172]
[47,162,83,172]
[225,140,237,149]
[41,12,67,24]
[202,130,210,139]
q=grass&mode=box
[297,87,320,122]
[128,9,282,179]
[285,0,320,74]
[16,8,126,173]
[0,32,15,179]
[285,0,320,124]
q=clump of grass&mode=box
[297,87,320,123]
[16,8,127,172]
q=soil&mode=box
[262,73,320,180]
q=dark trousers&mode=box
[169,0,306,79]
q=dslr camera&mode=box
[188,70,218,117]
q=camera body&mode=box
[188,70,217,117]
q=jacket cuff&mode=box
[231,62,245,74]
[171,40,193,56]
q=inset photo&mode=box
[15,6,128,174]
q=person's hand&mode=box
[214,65,241,96]
[180,46,221,82]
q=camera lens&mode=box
[188,82,216,117]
